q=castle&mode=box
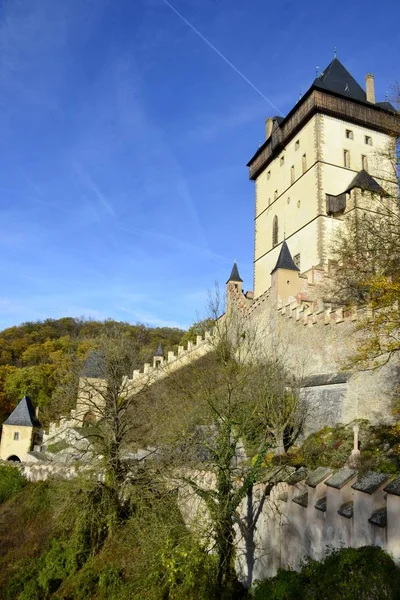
[1,56,400,582]
[1,56,399,462]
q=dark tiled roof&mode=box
[226,262,243,284]
[376,101,397,113]
[325,467,357,490]
[306,467,332,488]
[313,58,366,103]
[369,507,387,528]
[344,170,388,196]
[338,500,353,519]
[287,467,308,485]
[4,396,41,428]
[302,372,349,387]
[81,351,105,378]
[154,343,164,357]
[293,492,308,508]
[384,476,400,496]
[315,497,327,512]
[351,471,389,494]
[271,241,300,275]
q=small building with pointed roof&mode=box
[0,396,42,462]
[247,55,399,298]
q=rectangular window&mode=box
[14,432,19,441]
[295,139,300,150]
[345,129,354,140]
[365,135,372,146]
[293,254,300,269]
[280,155,285,166]
[362,155,368,171]
[302,153,307,174]
[344,149,350,168]
[267,170,271,180]
[291,165,295,184]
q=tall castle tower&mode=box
[248,58,399,298]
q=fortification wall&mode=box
[235,467,400,583]
[247,293,397,429]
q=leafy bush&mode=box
[252,546,400,600]
[0,465,26,503]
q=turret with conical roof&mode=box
[153,343,164,369]
[226,262,243,284]
[271,241,302,304]
[0,396,42,462]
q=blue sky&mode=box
[0,0,399,330]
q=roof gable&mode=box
[344,170,388,195]
[271,241,300,274]
[313,58,366,102]
[4,396,41,428]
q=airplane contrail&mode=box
[163,0,283,115]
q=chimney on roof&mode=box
[365,73,375,104]
[265,117,273,139]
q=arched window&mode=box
[272,216,279,247]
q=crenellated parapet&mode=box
[234,466,400,582]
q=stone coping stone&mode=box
[287,467,308,485]
[325,467,357,489]
[369,507,387,528]
[338,500,353,519]
[306,466,332,488]
[383,476,400,497]
[292,492,308,508]
[315,496,327,512]
[302,372,349,387]
[351,471,389,494]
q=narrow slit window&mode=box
[272,215,279,247]
[280,155,285,166]
[14,432,19,441]
[291,165,295,184]
[344,149,350,168]
[362,155,368,171]
[295,139,300,150]
[267,170,271,180]
[302,153,307,174]
[274,189,278,200]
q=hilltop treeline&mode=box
[0,317,185,425]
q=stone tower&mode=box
[248,57,399,298]
[0,396,41,462]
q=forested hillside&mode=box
[0,318,185,425]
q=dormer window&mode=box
[346,129,354,140]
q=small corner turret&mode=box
[271,241,302,304]
[0,395,42,462]
[153,343,164,369]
